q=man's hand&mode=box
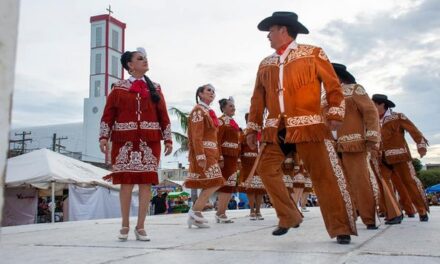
[99,139,109,154]
[328,120,343,131]
[198,159,207,170]
[164,143,173,156]
[418,147,427,158]
[246,133,257,150]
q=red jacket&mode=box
[100,79,172,144]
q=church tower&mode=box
[83,8,126,162]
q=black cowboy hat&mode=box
[372,94,396,108]
[258,11,309,34]
[332,63,356,84]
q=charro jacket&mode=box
[335,83,380,152]
[380,109,428,164]
[100,79,172,144]
[247,42,345,143]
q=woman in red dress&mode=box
[99,48,173,241]
[215,98,241,223]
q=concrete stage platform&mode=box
[1,207,439,264]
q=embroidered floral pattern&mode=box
[324,139,356,232]
[342,84,355,97]
[384,148,407,157]
[293,173,306,183]
[247,122,261,132]
[264,118,279,128]
[225,172,238,187]
[191,110,204,123]
[304,177,313,188]
[366,152,380,207]
[113,79,131,89]
[260,55,279,67]
[383,113,399,125]
[286,115,323,127]
[113,121,137,131]
[202,141,217,149]
[327,101,345,118]
[366,130,380,138]
[242,152,258,158]
[222,142,239,149]
[283,175,294,188]
[407,161,429,209]
[187,172,201,179]
[162,124,172,141]
[196,154,206,161]
[139,121,160,130]
[318,48,329,61]
[113,141,158,172]
[100,122,111,138]
[247,175,265,189]
[205,164,223,179]
[338,133,363,142]
[286,45,315,64]
[354,85,367,95]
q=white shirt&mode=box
[128,76,146,83]
[276,41,298,114]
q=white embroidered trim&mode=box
[283,175,294,188]
[400,113,408,120]
[264,118,279,128]
[384,148,407,157]
[366,152,380,207]
[205,163,223,179]
[242,152,258,158]
[202,141,217,149]
[286,115,323,127]
[162,123,172,141]
[318,48,329,61]
[196,154,206,161]
[324,139,356,232]
[338,133,363,143]
[113,141,158,172]
[327,101,345,118]
[260,55,279,67]
[247,122,261,132]
[139,121,160,130]
[191,109,204,123]
[222,142,239,149]
[417,138,427,149]
[293,173,306,183]
[407,161,429,209]
[113,121,137,131]
[383,113,399,125]
[354,85,367,95]
[100,121,111,138]
[225,172,238,187]
[113,79,131,89]
[286,45,315,64]
[187,172,201,179]
[366,130,380,138]
[304,177,313,188]
[247,175,265,189]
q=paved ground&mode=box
[1,207,439,264]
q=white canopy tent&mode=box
[4,149,138,225]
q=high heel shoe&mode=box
[188,209,208,223]
[187,217,210,228]
[118,227,129,241]
[215,214,234,223]
[256,213,264,220]
[134,227,150,241]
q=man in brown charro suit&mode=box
[372,94,429,222]
[246,11,357,244]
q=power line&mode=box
[9,131,32,155]
[52,133,68,153]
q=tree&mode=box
[168,107,189,157]
[417,169,440,188]
[412,158,423,173]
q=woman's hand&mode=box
[164,143,173,156]
[99,139,109,154]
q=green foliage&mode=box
[169,107,189,157]
[412,158,423,172]
[417,169,440,188]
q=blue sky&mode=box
[11,0,440,164]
